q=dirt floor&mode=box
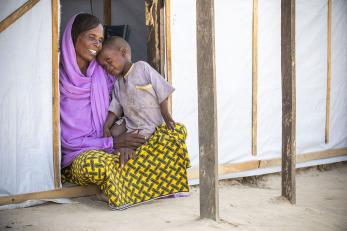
[1,163,346,231]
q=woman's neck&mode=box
[76,56,89,76]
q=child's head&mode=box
[97,36,132,76]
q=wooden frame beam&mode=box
[325,0,332,144]
[187,148,347,180]
[104,0,111,25]
[196,0,219,221]
[51,0,60,189]
[0,185,98,206]
[165,0,173,114]
[0,0,40,33]
[281,0,296,204]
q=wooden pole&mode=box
[51,0,60,189]
[196,0,219,221]
[165,0,173,114]
[281,0,296,204]
[252,0,259,156]
[104,0,111,25]
[325,0,332,144]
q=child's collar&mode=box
[123,63,134,79]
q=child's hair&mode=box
[102,36,132,58]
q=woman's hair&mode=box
[71,13,102,45]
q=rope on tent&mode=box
[252,0,258,156]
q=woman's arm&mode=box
[103,111,117,137]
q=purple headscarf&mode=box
[60,14,114,168]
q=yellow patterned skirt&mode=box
[62,123,191,210]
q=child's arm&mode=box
[160,98,175,130]
[104,111,118,137]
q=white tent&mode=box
[0,0,346,206]
[0,0,58,199]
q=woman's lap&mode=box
[62,123,190,210]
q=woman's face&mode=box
[75,24,104,63]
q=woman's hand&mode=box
[114,147,136,168]
[113,131,146,149]
[104,111,117,137]
[103,126,112,137]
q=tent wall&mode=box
[60,0,147,62]
[171,0,347,180]
[0,0,55,196]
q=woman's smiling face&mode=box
[75,24,104,63]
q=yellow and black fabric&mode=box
[62,123,191,210]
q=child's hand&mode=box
[114,147,136,168]
[103,126,112,137]
[160,98,175,131]
[164,117,176,131]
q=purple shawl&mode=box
[60,15,114,168]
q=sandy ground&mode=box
[1,163,346,231]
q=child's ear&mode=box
[120,47,126,56]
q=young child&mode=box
[97,36,177,155]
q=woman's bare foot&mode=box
[96,191,108,203]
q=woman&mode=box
[60,13,190,210]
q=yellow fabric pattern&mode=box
[62,123,191,210]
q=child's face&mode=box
[97,47,127,76]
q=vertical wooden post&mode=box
[281,0,296,204]
[104,0,111,25]
[52,0,60,189]
[165,0,173,114]
[325,0,332,144]
[196,0,219,221]
[252,0,259,156]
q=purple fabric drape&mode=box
[60,14,114,168]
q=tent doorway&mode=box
[54,0,172,190]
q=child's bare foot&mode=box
[96,191,108,203]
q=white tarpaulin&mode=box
[171,0,347,177]
[0,0,55,196]
[0,0,346,198]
